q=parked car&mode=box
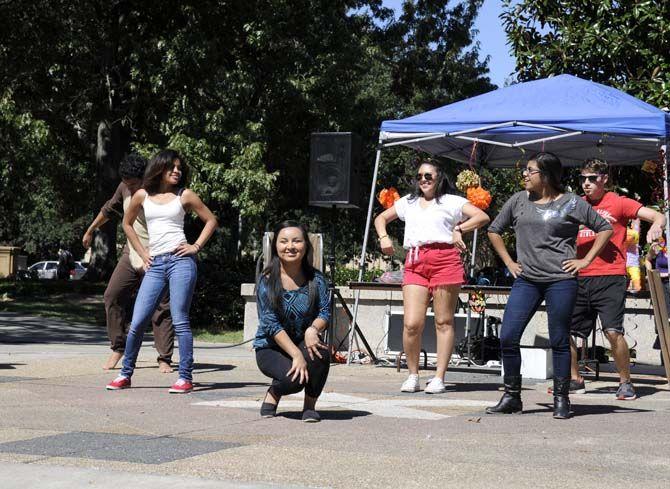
[27,261,87,280]
[72,261,87,280]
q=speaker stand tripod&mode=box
[323,205,377,364]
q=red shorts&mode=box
[402,243,465,291]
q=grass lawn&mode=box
[191,329,244,344]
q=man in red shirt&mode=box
[568,158,665,400]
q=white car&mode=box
[28,261,87,280]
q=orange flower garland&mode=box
[377,187,400,209]
[466,186,492,210]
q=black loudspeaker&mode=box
[309,132,361,208]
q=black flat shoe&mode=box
[260,402,277,418]
[302,409,321,423]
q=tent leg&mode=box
[347,143,383,365]
[464,228,478,365]
[663,144,669,246]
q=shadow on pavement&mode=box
[193,363,236,374]
[0,363,24,369]
[194,381,268,392]
[446,382,504,393]
[584,385,662,398]
[524,403,652,417]
[0,312,173,346]
[278,409,372,421]
[0,312,108,345]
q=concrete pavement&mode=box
[1,311,670,488]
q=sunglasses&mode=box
[578,174,602,184]
[415,172,434,182]
[523,167,542,175]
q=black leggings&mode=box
[255,341,330,398]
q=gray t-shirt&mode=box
[488,191,611,282]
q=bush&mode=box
[190,255,256,333]
[333,266,384,286]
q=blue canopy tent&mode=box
[347,74,670,363]
[380,74,669,166]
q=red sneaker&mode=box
[106,376,131,390]
[169,378,193,394]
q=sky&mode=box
[382,0,517,88]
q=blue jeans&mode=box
[121,254,197,381]
[500,277,578,379]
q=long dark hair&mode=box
[529,151,564,193]
[408,157,449,203]
[143,149,189,194]
[258,220,319,320]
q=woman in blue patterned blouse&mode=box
[254,220,331,422]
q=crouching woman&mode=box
[254,221,331,422]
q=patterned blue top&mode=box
[253,272,331,350]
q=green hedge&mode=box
[190,255,256,332]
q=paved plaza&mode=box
[1,311,670,488]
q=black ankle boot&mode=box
[486,375,523,414]
[553,376,571,419]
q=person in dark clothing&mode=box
[56,248,74,280]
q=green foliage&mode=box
[0,1,494,331]
[0,94,90,256]
[501,0,670,107]
[501,0,669,247]
[333,266,385,286]
[190,255,257,331]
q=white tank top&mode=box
[143,191,187,256]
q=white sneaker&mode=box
[425,377,446,394]
[400,374,420,392]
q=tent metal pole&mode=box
[663,143,669,247]
[453,136,515,148]
[347,142,384,365]
[382,133,446,148]
[448,121,516,135]
[514,121,576,132]
[464,228,478,365]
[513,131,584,146]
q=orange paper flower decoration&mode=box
[466,186,492,210]
[377,187,400,209]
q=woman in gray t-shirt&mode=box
[487,152,612,419]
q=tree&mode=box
[1,1,494,329]
[0,0,279,276]
[501,0,669,220]
[501,0,670,107]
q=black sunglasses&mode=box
[578,174,602,184]
[416,172,434,182]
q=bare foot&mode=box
[103,351,123,370]
[158,360,173,373]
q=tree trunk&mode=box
[84,119,129,281]
[84,3,131,281]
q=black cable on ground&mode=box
[196,337,254,349]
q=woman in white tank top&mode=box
[106,150,218,394]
